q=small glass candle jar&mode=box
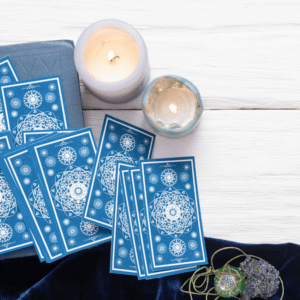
[75,19,150,104]
[142,75,203,138]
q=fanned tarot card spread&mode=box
[0,76,69,145]
[22,129,79,144]
[0,56,19,132]
[28,128,112,255]
[140,157,207,271]
[121,168,145,279]
[0,131,35,256]
[83,114,155,229]
[130,169,198,279]
[1,135,67,262]
[110,163,137,275]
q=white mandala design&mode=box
[169,239,186,257]
[81,137,89,145]
[1,76,11,84]
[188,240,198,250]
[80,220,99,236]
[0,223,13,242]
[20,164,31,176]
[105,201,114,219]
[44,225,51,233]
[14,222,26,233]
[0,142,6,152]
[120,134,135,152]
[10,98,21,109]
[180,172,189,182]
[0,173,17,221]
[67,226,78,237]
[161,169,177,186]
[45,156,56,167]
[129,248,135,264]
[117,204,130,239]
[157,243,167,254]
[52,166,91,217]
[137,144,146,154]
[11,111,18,118]
[93,199,103,210]
[108,132,118,143]
[58,146,77,165]
[49,232,58,243]
[98,151,137,198]
[48,83,56,91]
[51,244,59,252]
[6,90,14,98]
[149,174,158,184]
[22,232,30,240]
[149,187,195,237]
[45,92,56,103]
[29,182,50,223]
[140,209,147,234]
[68,238,76,246]
[118,247,128,258]
[0,67,8,74]
[13,111,62,145]
[116,258,122,266]
[79,146,89,157]
[23,90,42,109]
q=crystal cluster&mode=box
[239,256,280,300]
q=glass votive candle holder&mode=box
[142,75,203,138]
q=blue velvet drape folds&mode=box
[0,237,298,299]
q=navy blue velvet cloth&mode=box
[0,237,298,300]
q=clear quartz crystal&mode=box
[145,77,201,130]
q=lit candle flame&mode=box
[169,104,178,114]
[108,50,115,60]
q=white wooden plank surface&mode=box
[1,0,300,109]
[1,0,300,249]
[84,110,300,244]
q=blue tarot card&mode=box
[0,76,69,145]
[130,169,198,279]
[110,163,137,276]
[121,168,145,279]
[0,56,19,132]
[83,114,155,229]
[28,128,112,255]
[140,157,208,271]
[23,129,80,144]
[1,137,67,262]
[0,131,35,257]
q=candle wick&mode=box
[110,55,120,63]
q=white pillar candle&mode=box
[75,20,150,104]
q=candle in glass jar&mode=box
[142,75,203,138]
[75,20,149,103]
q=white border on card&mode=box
[83,116,155,226]
[0,59,19,82]
[33,131,111,253]
[141,158,206,269]
[122,170,145,278]
[130,169,197,278]
[7,151,62,260]
[1,77,68,132]
[111,163,136,274]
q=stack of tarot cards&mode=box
[0,55,207,277]
[82,115,208,279]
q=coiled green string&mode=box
[180,247,284,300]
